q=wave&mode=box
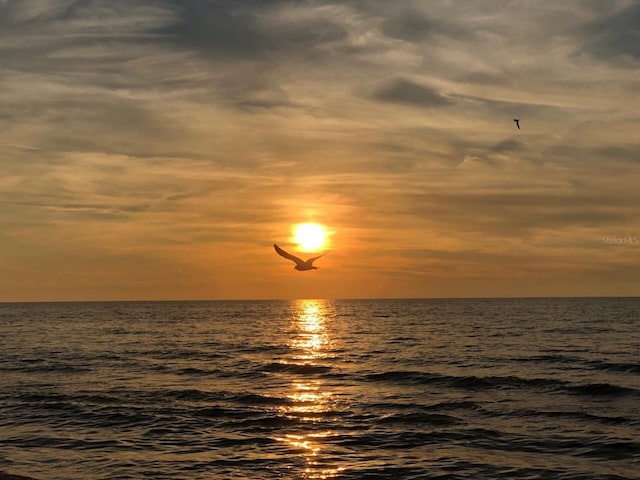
[512,354,583,364]
[3,436,124,450]
[159,389,292,408]
[232,415,301,430]
[192,406,253,419]
[518,355,640,374]
[364,400,481,413]
[378,412,460,426]
[0,363,92,373]
[365,370,638,397]
[233,393,292,406]
[176,366,220,376]
[588,360,640,374]
[335,427,640,462]
[261,362,333,375]
[567,383,637,396]
[426,400,482,412]
[143,348,230,361]
[365,370,564,390]
[512,408,631,425]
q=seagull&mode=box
[274,244,327,271]
[514,118,521,130]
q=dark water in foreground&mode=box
[1,298,639,479]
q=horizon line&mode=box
[1,295,638,304]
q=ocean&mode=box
[0,298,638,479]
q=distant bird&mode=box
[274,244,327,271]
[514,118,521,130]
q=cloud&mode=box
[372,78,452,107]
[489,139,524,154]
[0,0,76,26]
[379,7,437,42]
[582,2,640,63]
[159,0,349,60]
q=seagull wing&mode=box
[306,252,328,265]
[274,244,305,266]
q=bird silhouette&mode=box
[514,118,521,129]
[274,244,327,271]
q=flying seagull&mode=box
[274,244,327,271]
[514,118,521,130]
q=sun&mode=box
[292,223,327,252]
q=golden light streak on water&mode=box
[276,299,342,478]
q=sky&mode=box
[1,0,639,301]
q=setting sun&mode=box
[293,223,327,252]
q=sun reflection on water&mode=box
[275,299,344,479]
[292,300,329,357]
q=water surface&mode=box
[1,298,638,479]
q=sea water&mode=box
[1,298,638,479]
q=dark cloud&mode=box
[457,71,511,86]
[160,0,348,60]
[372,78,452,108]
[151,0,359,111]
[594,145,640,164]
[380,7,470,43]
[0,0,76,27]
[542,143,640,169]
[20,96,183,156]
[490,139,524,154]
[235,98,298,110]
[404,192,638,235]
[582,2,640,63]
[232,81,299,110]
[345,0,471,41]
[0,1,172,45]
[380,8,436,41]
[0,1,182,92]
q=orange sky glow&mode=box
[0,1,639,301]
